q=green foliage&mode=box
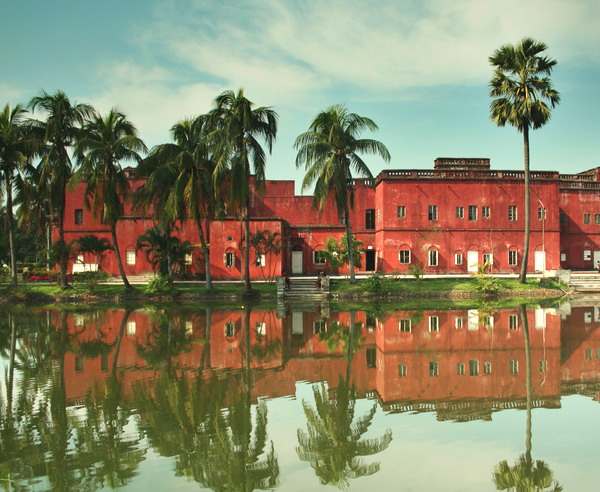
[144,274,171,295]
[473,262,501,296]
[364,273,392,294]
[322,234,363,271]
[72,269,111,292]
[408,264,424,280]
[136,226,194,278]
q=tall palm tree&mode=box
[208,89,278,295]
[0,104,29,286]
[295,105,390,283]
[139,117,216,290]
[489,38,560,283]
[73,108,147,291]
[29,90,95,289]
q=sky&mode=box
[2,0,599,191]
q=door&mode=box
[365,250,376,271]
[292,250,303,274]
[467,250,478,272]
[292,311,304,335]
[534,250,546,272]
[593,251,600,270]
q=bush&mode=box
[144,274,171,295]
[364,273,392,294]
[408,265,424,280]
[72,270,111,292]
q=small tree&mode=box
[321,234,363,274]
[245,230,282,281]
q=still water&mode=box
[0,301,598,491]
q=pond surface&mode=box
[1,301,598,491]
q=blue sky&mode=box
[2,0,599,189]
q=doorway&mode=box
[365,250,376,271]
[534,250,546,272]
[291,248,303,274]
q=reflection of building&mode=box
[59,159,600,279]
[57,305,600,421]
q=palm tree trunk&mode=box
[165,223,174,287]
[243,204,252,294]
[519,126,531,283]
[520,304,532,461]
[58,175,70,290]
[344,202,356,284]
[112,308,131,375]
[5,173,18,287]
[196,216,212,291]
[111,225,132,291]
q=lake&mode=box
[1,300,597,491]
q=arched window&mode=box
[399,247,411,264]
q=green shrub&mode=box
[72,270,111,292]
[364,273,392,294]
[144,274,171,295]
[408,265,424,280]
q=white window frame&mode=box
[313,320,327,334]
[255,253,266,267]
[509,250,518,266]
[584,250,591,261]
[455,317,464,329]
[429,361,439,376]
[509,314,519,330]
[468,205,477,221]
[126,320,137,336]
[584,213,591,224]
[428,205,438,221]
[313,250,326,264]
[428,249,438,266]
[538,207,546,220]
[469,359,479,376]
[399,319,412,332]
[457,362,465,375]
[256,321,266,336]
[397,205,406,218]
[225,252,235,267]
[482,206,490,219]
[428,315,439,332]
[508,206,518,222]
[225,321,236,337]
[399,249,411,264]
[455,253,463,265]
[456,206,464,219]
[483,253,493,266]
[398,364,407,377]
[126,250,136,265]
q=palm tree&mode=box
[208,89,278,295]
[73,108,147,291]
[139,117,216,290]
[136,225,193,280]
[489,38,560,283]
[76,234,113,269]
[0,104,29,286]
[295,105,390,283]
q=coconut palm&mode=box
[73,108,147,291]
[28,90,95,288]
[489,38,560,283]
[136,225,194,280]
[208,89,278,295]
[295,105,390,283]
[138,117,217,290]
[0,104,29,286]
[76,234,113,269]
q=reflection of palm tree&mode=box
[492,305,562,491]
[297,376,392,490]
[298,311,391,489]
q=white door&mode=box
[292,311,304,335]
[292,251,303,274]
[467,251,478,272]
[534,251,546,272]
[593,251,600,270]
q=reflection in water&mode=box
[1,302,600,490]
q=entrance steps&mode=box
[284,277,326,299]
[569,272,600,292]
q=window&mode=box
[185,253,193,265]
[509,250,518,266]
[185,321,193,335]
[366,316,376,331]
[399,249,411,264]
[399,319,412,332]
[468,205,477,221]
[75,356,84,373]
[428,205,438,221]
[126,250,136,265]
[101,353,108,372]
[366,348,376,369]
[483,315,494,328]
[398,364,407,377]
[429,361,439,376]
[428,249,438,266]
[455,317,463,329]
[584,213,591,224]
[596,348,600,359]
[126,320,136,336]
[585,348,592,360]
[584,250,591,261]
[584,312,592,323]
[509,314,519,330]
[76,254,84,264]
[538,207,546,220]
[456,206,464,219]
[455,253,463,265]
[469,360,479,376]
[225,321,236,337]
[457,362,465,375]
[595,214,600,225]
[313,250,327,264]
[397,206,406,218]
[508,206,517,221]
[256,322,266,336]
[255,253,266,267]
[561,253,566,262]
[540,360,547,373]
[75,209,83,225]
[365,209,375,229]
[313,320,327,334]
[483,253,493,266]
[560,213,567,225]
[482,206,490,219]
[429,316,439,332]
[483,362,492,374]
[225,252,235,267]
[510,359,519,375]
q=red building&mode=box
[59,157,600,279]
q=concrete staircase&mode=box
[570,272,600,292]
[284,277,325,299]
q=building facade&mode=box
[59,158,600,279]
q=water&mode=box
[0,301,598,491]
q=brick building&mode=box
[59,157,600,279]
